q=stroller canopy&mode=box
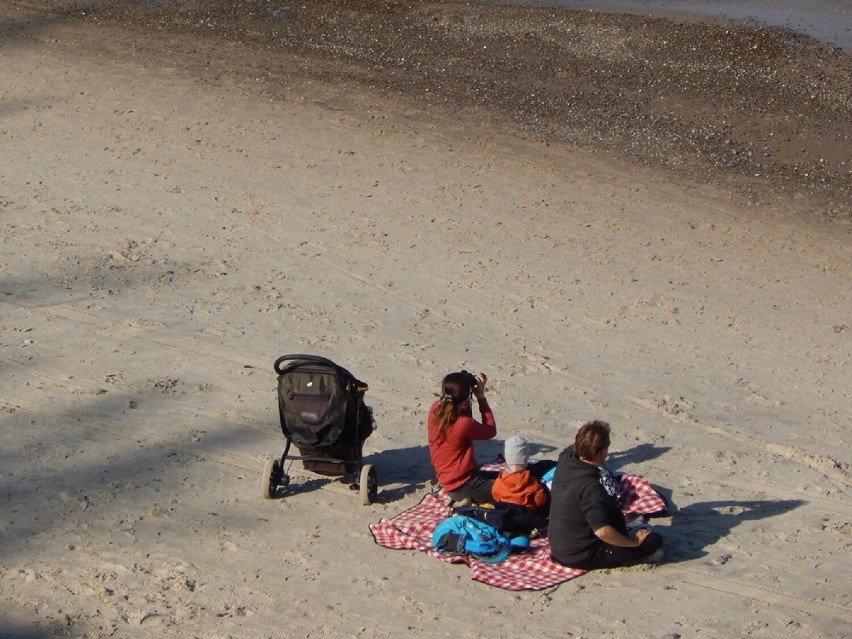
[274,354,371,449]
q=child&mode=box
[491,435,548,513]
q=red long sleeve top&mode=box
[427,397,496,492]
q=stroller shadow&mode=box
[267,477,333,499]
[664,498,805,562]
[268,474,393,501]
[362,444,435,504]
[360,438,514,505]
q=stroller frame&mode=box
[261,354,378,504]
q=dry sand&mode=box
[1,2,851,638]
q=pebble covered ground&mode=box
[9,0,852,220]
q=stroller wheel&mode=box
[359,464,378,505]
[261,457,281,500]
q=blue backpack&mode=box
[431,515,514,563]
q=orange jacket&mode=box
[491,469,548,510]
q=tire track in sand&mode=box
[679,568,852,623]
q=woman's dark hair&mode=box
[574,420,611,460]
[430,372,475,444]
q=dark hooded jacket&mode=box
[548,446,627,567]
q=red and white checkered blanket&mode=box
[369,473,667,591]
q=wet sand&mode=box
[497,0,852,52]
[7,0,852,221]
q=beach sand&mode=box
[1,1,850,637]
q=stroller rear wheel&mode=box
[359,463,378,505]
[261,457,284,499]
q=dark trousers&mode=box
[447,469,499,504]
[569,531,663,571]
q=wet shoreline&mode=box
[487,0,852,52]
[7,0,852,220]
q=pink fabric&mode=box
[369,472,667,591]
[617,472,668,515]
[370,475,666,590]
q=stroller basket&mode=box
[261,354,378,504]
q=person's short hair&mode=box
[574,420,611,460]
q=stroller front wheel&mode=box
[359,463,378,505]
[261,457,282,499]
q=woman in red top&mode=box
[427,371,497,504]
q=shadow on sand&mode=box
[664,498,805,562]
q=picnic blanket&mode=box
[369,472,667,591]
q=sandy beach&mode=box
[1,1,851,637]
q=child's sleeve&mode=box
[533,481,548,508]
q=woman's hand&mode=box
[472,373,487,400]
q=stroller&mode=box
[261,354,378,504]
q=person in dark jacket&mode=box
[549,420,663,570]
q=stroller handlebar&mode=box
[273,354,368,391]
